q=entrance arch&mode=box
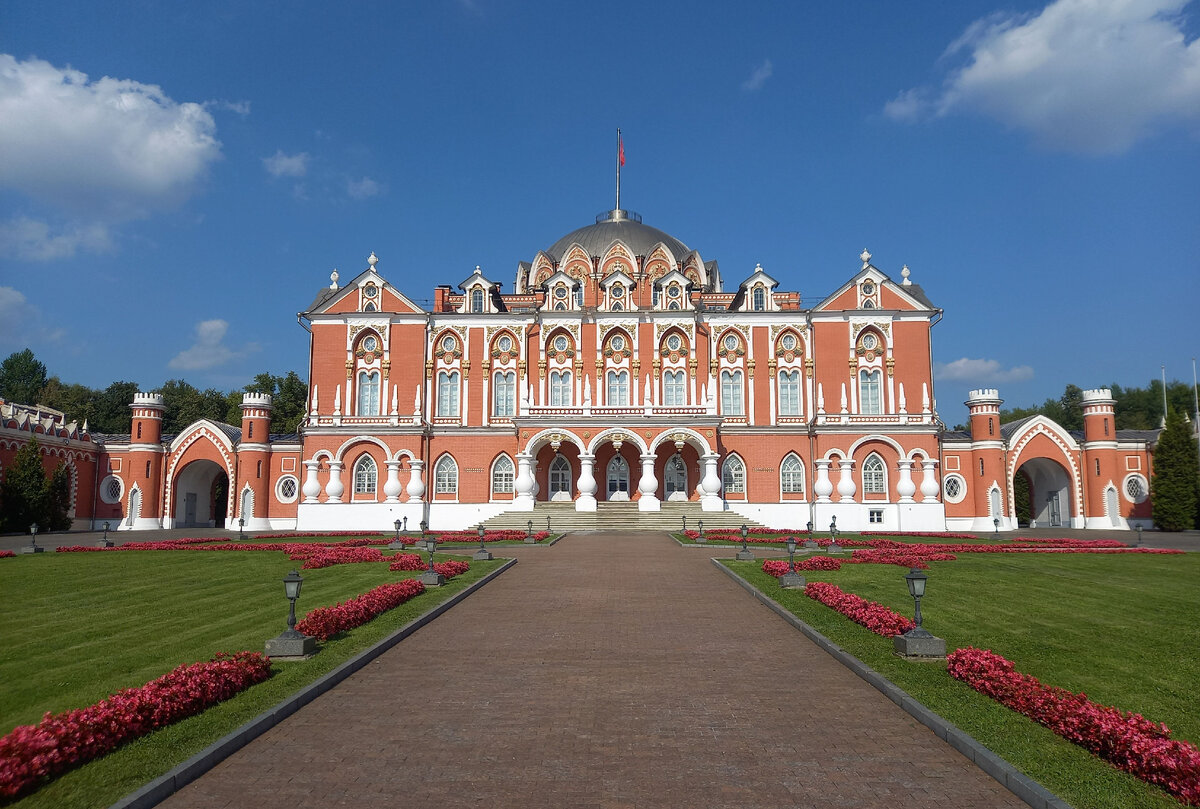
[1014,457,1072,528]
[607,456,631,500]
[663,454,688,501]
[174,460,230,528]
[548,455,572,501]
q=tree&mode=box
[93,381,141,434]
[46,462,74,530]
[0,437,49,532]
[1150,408,1200,531]
[0,349,48,405]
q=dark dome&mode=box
[545,210,690,262]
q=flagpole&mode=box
[615,128,622,213]
[1161,364,1168,426]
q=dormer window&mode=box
[752,286,765,311]
[471,287,485,313]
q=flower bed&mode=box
[0,550,14,559]
[804,581,914,637]
[948,647,1200,805]
[295,579,426,641]
[385,554,470,579]
[0,651,271,800]
[432,530,550,543]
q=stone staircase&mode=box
[475,501,766,534]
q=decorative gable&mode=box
[600,268,636,312]
[653,269,693,311]
[737,264,779,312]
[458,266,501,314]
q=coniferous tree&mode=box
[47,462,74,530]
[0,437,49,532]
[1150,409,1200,531]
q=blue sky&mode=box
[2,0,1198,425]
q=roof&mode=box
[1116,429,1161,443]
[999,415,1038,440]
[545,209,690,262]
[901,283,935,309]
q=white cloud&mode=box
[168,319,257,370]
[935,357,1035,383]
[0,216,113,261]
[0,286,65,348]
[884,0,1200,153]
[207,99,251,115]
[346,176,381,199]
[263,149,309,178]
[0,54,222,218]
[742,59,773,92]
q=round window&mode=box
[554,286,567,299]
[862,281,875,296]
[363,336,377,352]
[611,335,625,352]
[724,334,739,351]
[666,334,681,351]
[441,335,456,352]
[276,475,300,504]
[862,333,878,351]
[668,285,680,298]
[943,474,966,503]
[554,335,568,352]
[781,334,796,351]
[611,283,624,298]
[364,284,378,298]
[498,335,512,352]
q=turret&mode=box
[966,389,1002,442]
[240,393,273,444]
[236,393,274,532]
[964,389,1007,530]
[130,392,165,445]
[127,392,166,527]
[1081,388,1115,443]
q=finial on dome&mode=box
[330,268,340,289]
[900,264,911,286]
[860,249,871,268]
[367,252,378,269]
[476,265,482,274]
[754,262,763,272]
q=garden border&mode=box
[712,559,1073,809]
[109,557,518,809]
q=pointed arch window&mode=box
[491,455,514,496]
[778,370,801,416]
[357,371,381,416]
[437,371,460,417]
[859,370,882,415]
[722,455,746,494]
[721,370,744,415]
[663,370,686,406]
[781,454,804,493]
[353,455,377,494]
[493,371,516,417]
[471,287,485,312]
[862,454,885,494]
[606,370,629,406]
[434,455,458,494]
[550,370,572,406]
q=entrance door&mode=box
[240,489,253,522]
[184,493,197,527]
[607,456,630,501]
[126,489,140,527]
[664,455,688,501]
[549,455,572,501]
[1106,487,1120,527]
[1047,492,1062,527]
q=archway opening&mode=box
[1014,457,1071,528]
[175,460,229,528]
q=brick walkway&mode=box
[159,532,1024,808]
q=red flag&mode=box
[619,138,625,167]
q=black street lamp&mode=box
[23,522,44,554]
[894,566,945,659]
[546,515,552,532]
[389,519,406,550]
[525,519,536,543]
[736,523,754,560]
[1136,525,1143,546]
[403,516,408,532]
[779,536,805,589]
[804,519,818,552]
[422,536,445,586]
[993,517,1000,539]
[238,517,245,540]
[97,520,113,548]
[264,570,317,658]
[696,519,705,544]
[681,515,687,532]
[474,525,493,561]
[828,516,842,554]
[420,520,429,550]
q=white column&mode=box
[814,458,833,503]
[383,460,403,502]
[896,459,916,503]
[700,453,722,511]
[325,461,345,503]
[405,460,426,502]
[513,453,535,510]
[637,453,660,511]
[576,453,598,511]
[920,460,940,502]
[302,460,322,503]
[837,459,856,502]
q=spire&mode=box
[615,128,624,213]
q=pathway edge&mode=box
[109,558,519,809]
[711,559,1073,809]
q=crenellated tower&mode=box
[1080,388,1122,528]
[237,393,274,531]
[127,392,166,528]
[965,389,1007,529]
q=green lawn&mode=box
[0,549,504,809]
[724,551,1200,809]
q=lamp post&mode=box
[420,520,429,550]
[23,522,44,554]
[389,519,406,550]
[681,515,687,533]
[804,520,818,552]
[238,517,245,541]
[546,515,552,533]
[474,525,493,561]
[421,536,445,586]
[827,517,843,554]
[97,520,114,548]
[403,516,408,532]
[779,536,806,589]
[736,523,754,561]
[525,519,536,544]
[893,567,945,659]
[264,570,317,658]
[696,519,706,544]
[1136,525,1143,547]
[993,517,1000,539]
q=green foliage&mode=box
[242,371,309,433]
[1001,378,1198,431]
[1013,471,1032,525]
[46,462,74,531]
[0,437,50,532]
[159,379,236,434]
[1150,408,1200,531]
[92,382,141,434]
[0,349,48,405]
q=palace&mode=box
[0,207,1156,533]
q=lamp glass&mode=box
[740,524,748,539]
[905,567,927,599]
[283,570,303,600]
[395,519,402,530]
[786,536,796,554]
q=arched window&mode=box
[778,370,801,416]
[491,455,514,496]
[652,285,660,307]
[357,370,381,415]
[434,455,458,494]
[721,370,744,415]
[493,371,516,417]
[781,454,804,493]
[471,287,485,313]
[752,285,765,311]
[353,455,377,494]
[859,370,882,415]
[606,370,629,406]
[862,454,885,494]
[663,370,686,406]
[437,371,460,417]
[550,370,572,406]
[574,287,584,308]
[722,455,746,494]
